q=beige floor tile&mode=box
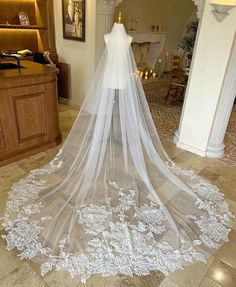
[206,259,236,287]
[28,260,42,277]
[198,167,220,182]
[0,262,47,287]
[43,270,82,287]
[127,272,165,287]
[112,277,135,287]
[0,180,12,193]
[162,141,184,159]
[59,110,78,139]
[168,256,214,287]
[216,229,236,269]
[0,178,11,194]
[0,103,236,287]
[44,147,61,158]
[0,163,26,185]
[159,277,180,287]
[17,152,50,172]
[226,198,236,230]
[214,176,236,202]
[0,238,22,280]
[0,186,9,219]
[199,276,222,287]
[43,271,165,287]
[44,271,116,287]
[172,152,209,173]
[206,161,236,178]
[58,103,76,113]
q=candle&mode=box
[158,58,162,63]
[152,72,156,78]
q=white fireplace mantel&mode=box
[129,31,168,69]
[129,31,167,45]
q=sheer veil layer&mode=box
[2,23,232,283]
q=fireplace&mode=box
[130,31,167,71]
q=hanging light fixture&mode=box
[210,0,236,22]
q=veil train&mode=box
[2,23,232,283]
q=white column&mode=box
[173,0,205,144]
[175,1,236,157]
[206,35,236,158]
[95,0,122,66]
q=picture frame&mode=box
[18,11,30,26]
[62,0,85,42]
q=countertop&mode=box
[0,60,58,79]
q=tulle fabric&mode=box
[2,23,232,283]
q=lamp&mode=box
[210,0,236,22]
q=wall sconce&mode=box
[210,0,236,22]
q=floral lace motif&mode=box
[2,156,233,283]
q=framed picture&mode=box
[62,0,85,42]
[18,12,30,26]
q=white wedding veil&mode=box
[2,23,232,283]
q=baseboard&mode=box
[176,141,206,157]
[58,97,80,109]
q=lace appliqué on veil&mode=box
[2,156,233,283]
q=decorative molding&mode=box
[96,0,122,14]
[130,31,167,44]
[206,143,225,158]
[176,141,206,157]
[97,0,205,19]
[192,0,206,18]
[130,31,167,69]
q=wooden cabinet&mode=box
[57,62,70,99]
[0,0,57,62]
[0,60,62,166]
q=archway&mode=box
[95,0,236,162]
[95,0,205,143]
[95,0,205,63]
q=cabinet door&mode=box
[0,113,7,155]
[0,93,12,157]
[9,84,49,151]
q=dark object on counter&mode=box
[0,51,21,67]
[33,52,49,64]
[0,63,24,70]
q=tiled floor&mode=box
[0,103,235,287]
[144,79,236,168]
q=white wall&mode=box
[177,0,236,156]
[53,0,96,107]
[114,0,197,56]
[53,0,196,106]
